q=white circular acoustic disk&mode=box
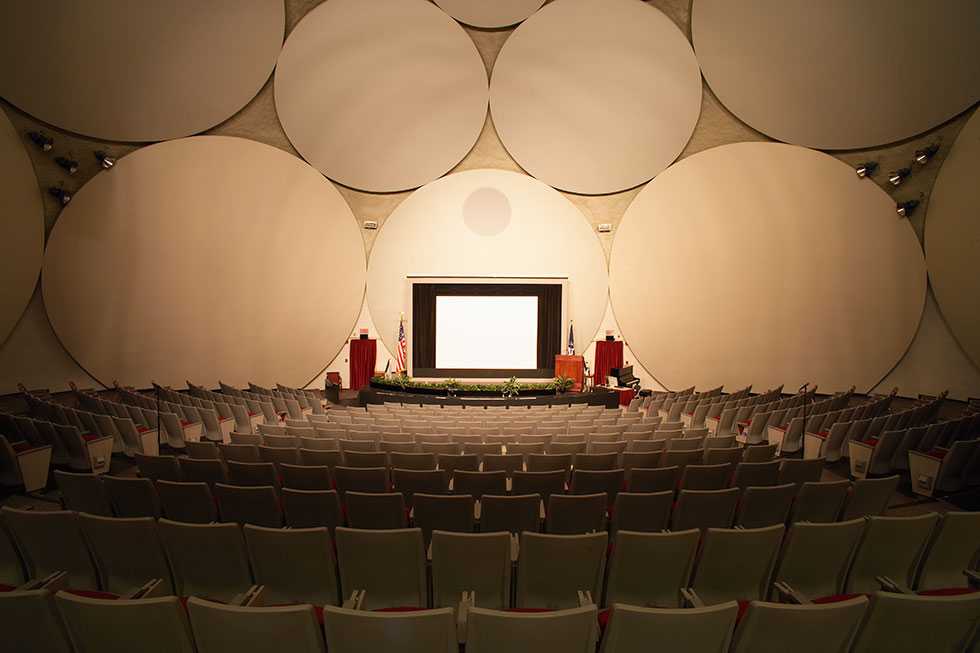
[42,137,365,389]
[275,0,489,193]
[0,109,44,346]
[925,108,980,368]
[0,0,283,142]
[490,0,701,195]
[367,169,608,361]
[693,0,980,149]
[433,0,546,28]
[610,143,926,393]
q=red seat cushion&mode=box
[736,600,750,623]
[598,608,611,631]
[137,426,151,433]
[81,433,101,442]
[918,587,977,596]
[925,448,949,460]
[11,441,33,453]
[180,420,193,427]
[813,593,864,604]
[375,606,427,612]
[0,583,16,592]
[865,437,880,447]
[64,589,119,600]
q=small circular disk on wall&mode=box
[925,108,980,368]
[0,108,44,346]
[367,169,608,360]
[0,0,284,142]
[610,142,926,392]
[433,0,546,28]
[42,136,365,388]
[490,0,701,195]
[693,0,980,149]
[275,0,489,193]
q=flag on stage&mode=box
[395,315,408,374]
[567,321,575,355]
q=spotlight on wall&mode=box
[94,150,115,169]
[896,199,920,218]
[888,167,911,186]
[48,186,72,205]
[27,130,54,152]
[854,161,878,178]
[55,155,79,175]
[914,143,940,166]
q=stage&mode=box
[358,381,621,409]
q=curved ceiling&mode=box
[433,0,546,28]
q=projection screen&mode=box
[435,295,538,369]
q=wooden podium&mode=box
[554,355,584,392]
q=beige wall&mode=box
[1,0,977,398]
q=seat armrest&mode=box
[577,590,593,607]
[680,587,704,608]
[875,576,908,594]
[343,589,366,610]
[963,569,980,588]
[122,578,164,600]
[457,591,475,644]
[18,571,68,592]
[232,584,266,607]
[773,581,812,604]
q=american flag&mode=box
[567,321,575,355]
[395,315,408,374]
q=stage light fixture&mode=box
[55,156,79,175]
[27,130,53,151]
[914,143,940,165]
[94,150,115,169]
[896,199,919,218]
[854,161,878,178]
[888,167,911,186]
[48,186,72,205]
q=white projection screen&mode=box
[436,295,538,369]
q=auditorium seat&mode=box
[479,494,540,534]
[845,513,939,594]
[135,453,182,482]
[0,435,51,493]
[666,436,704,452]
[323,605,455,653]
[155,480,217,523]
[57,592,194,653]
[299,448,342,469]
[227,460,279,487]
[839,475,899,519]
[735,483,797,528]
[453,470,506,498]
[79,514,175,595]
[258,445,301,466]
[848,429,905,479]
[742,444,777,463]
[188,598,325,653]
[772,519,865,602]
[54,470,112,516]
[178,457,228,487]
[570,468,625,500]
[776,457,824,487]
[526,453,572,477]
[339,439,379,454]
[243,525,340,606]
[600,602,737,653]
[732,460,781,489]
[548,441,588,455]
[849,591,980,653]
[54,423,113,474]
[391,469,449,507]
[628,466,680,493]
[466,605,598,653]
[1,507,99,591]
[702,446,743,466]
[214,483,282,527]
[343,450,388,469]
[218,443,262,463]
[610,491,671,532]
[0,589,73,652]
[102,474,160,517]
[573,453,618,471]
[157,519,253,603]
[185,440,220,459]
[605,529,699,608]
[915,511,980,594]
[390,452,437,471]
[113,416,159,458]
[660,449,702,475]
[334,466,388,497]
[790,480,849,522]
[345,492,407,529]
[281,488,342,531]
[731,597,868,653]
[679,463,732,491]
[431,530,511,609]
[546,493,607,534]
[414,493,474,545]
[908,438,979,498]
[516,532,606,609]
[335,527,426,610]
[686,525,783,614]
[671,488,738,532]
[279,463,331,490]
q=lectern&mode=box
[554,355,584,392]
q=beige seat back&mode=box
[431,531,510,609]
[850,591,980,653]
[214,483,283,528]
[466,605,598,653]
[413,494,474,545]
[155,480,217,523]
[244,525,340,606]
[1,507,98,590]
[54,470,112,516]
[103,475,161,518]
[846,513,939,594]
[322,606,455,653]
[692,525,784,605]
[157,519,252,603]
[188,598,325,653]
[611,492,672,533]
[916,511,980,592]
[345,492,407,530]
[334,527,426,609]
[773,518,865,600]
[282,488,343,531]
[79,514,174,595]
[479,494,540,535]
[57,592,195,653]
[734,483,797,528]
[606,529,699,608]
[0,589,73,652]
[731,597,868,653]
[546,493,607,534]
[517,531,607,609]
[790,481,849,522]
[840,475,900,520]
[600,602,737,653]
[671,488,739,532]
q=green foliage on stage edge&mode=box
[548,375,575,394]
[371,375,557,393]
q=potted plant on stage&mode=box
[501,376,522,399]
[548,375,575,394]
[444,378,461,398]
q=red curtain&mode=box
[594,340,624,386]
[349,339,377,391]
